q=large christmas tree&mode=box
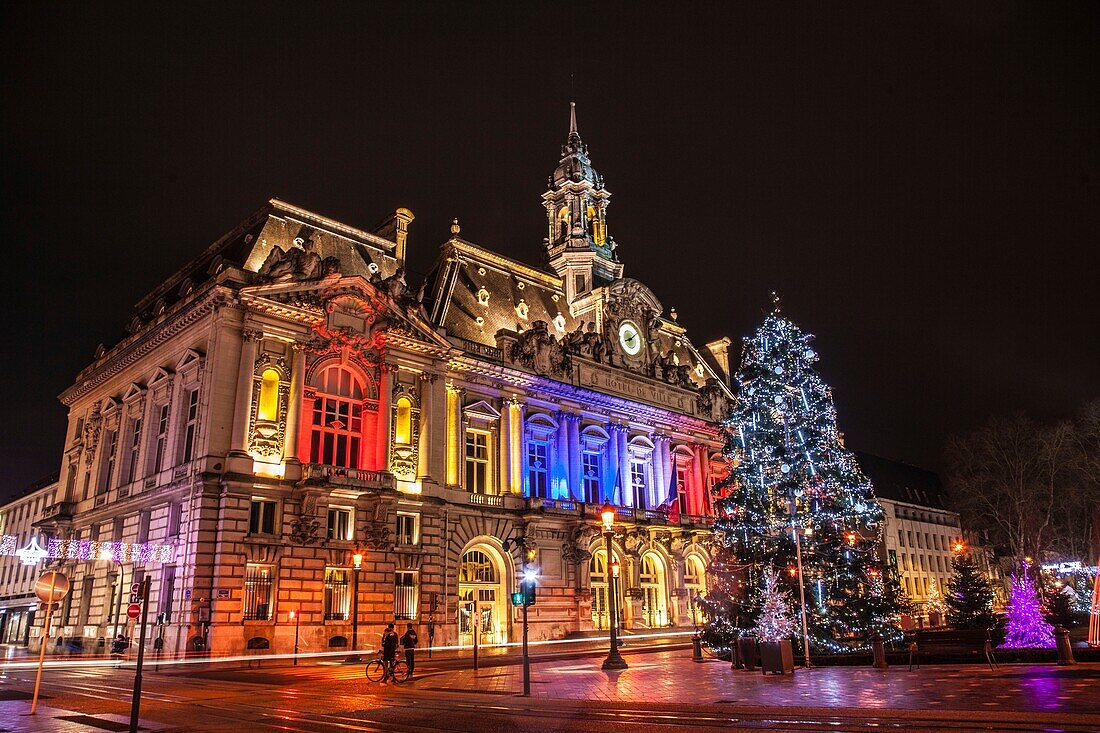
[705,298,900,653]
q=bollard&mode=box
[871,634,888,669]
[1055,626,1077,666]
[731,639,743,670]
[739,636,757,672]
[692,634,704,662]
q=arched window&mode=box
[590,550,621,631]
[257,369,280,422]
[309,365,366,469]
[459,550,497,584]
[394,397,412,445]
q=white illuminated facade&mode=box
[0,476,57,647]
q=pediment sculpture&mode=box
[510,320,571,378]
[697,378,730,421]
[561,321,614,365]
[258,236,341,283]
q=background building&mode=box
[858,453,997,628]
[33,108,733,656]
[0,475,57,648]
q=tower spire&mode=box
[569,100,578,136]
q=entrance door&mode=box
[640,553,668,627]
[458,549,505,646]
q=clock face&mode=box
[618,320,643,356]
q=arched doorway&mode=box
[590,549,623,631]
[639,552,669,628]
[458,547,507,646]
[684,554,708,626]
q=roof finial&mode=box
[569,100,578,136]
[770,291,782,313]
[450,217,461,236]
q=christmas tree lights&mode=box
[925,577,948,619]
[754,567,797,642]
[703,297,899,653]
[1000,569,1056,649]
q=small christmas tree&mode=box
[1000,571,1056,649]
[1043,585,1080,628]
[754,567,797,642]
[945,556,997,630]
[925,578,948,620]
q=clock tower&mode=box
[542,102,624,305]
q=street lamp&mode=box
[600,503,628,671]
[350,550,363,662]
[787,498,812,669]
[289,608,300,665]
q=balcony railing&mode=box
[302,464,395,490]
[468,493,504,508]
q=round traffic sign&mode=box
[34,571,71,603]
[127,603,142,619]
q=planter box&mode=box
[737,637,759,671]
[760,639,795,674]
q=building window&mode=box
[394,397,412,445]
[574,273,587,294]
[160,566,176,620]
[257,369,280,422]
[98,429,118,493]
[674,464,690,516]
[324,568,350,620]
[249,499,278,536]
[582,451,601,504]
[459,550,496,583]
[243,564,274,621]
[527,439,549,498]
[150,404,170,474]
[630,460,647,509]
[327,507,352,541]
[465,430,490,493]
[65,464,77,499]
[181,388,199,463]
[309,365,366,469]
[124,418,142,484]
[137,510,151,544]
[168,502,184,537]
[395,512,419,546]
[394,571,418,620]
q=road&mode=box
[1,645,1098,732]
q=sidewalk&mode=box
[413,648,1100,718]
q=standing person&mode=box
[380,623,399,681]
[401,623,419,676]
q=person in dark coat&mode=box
[401,623,419,675]
[380,623,399,681]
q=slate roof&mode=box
[856,452,948,510]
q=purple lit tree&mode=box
[999,571,1056,649]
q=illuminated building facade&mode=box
[39,107,733,656]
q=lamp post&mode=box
[789,519,812,669]
[289,609,300,665]
[351,551,363,662]
[600,503,628,670]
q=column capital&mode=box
[241,328,264,343]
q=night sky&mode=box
[2,2,1097,499]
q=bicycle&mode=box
[365,653,411,683]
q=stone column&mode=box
[618,427,631,506]
[445,384,461,487]
[229,329,262,460]
[658,435,673,505]
[606,424,620,505]
[554,411,571,500]
[507,398,524,495]
[377,365,394,472]
[497,399,510,495]
[692,444,709,518]
[567,414,582,502]
[282,343,306,470]
[650,433,665,508]
[416,374,433,482]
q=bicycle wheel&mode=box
[391,660,411,683]
[365,659,386,682]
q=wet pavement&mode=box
[1,647,1098,732]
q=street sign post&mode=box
[127,603,141,620]
[30,571,71,715]
[128,576,151,733]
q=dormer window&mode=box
[574,274,587,295]
[515,299,529,319]
[553,313,566,332]
[476,287,490,306]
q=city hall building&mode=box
[35,107,733,656]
